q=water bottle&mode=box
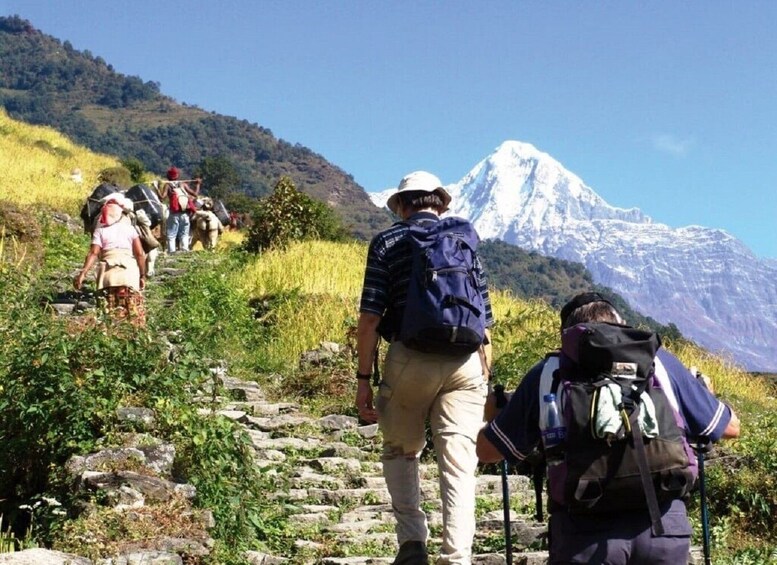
[541,393,566,450]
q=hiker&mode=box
[158,167,200,253]
[73,194,147,324]
[356,171,494,564]
[476,292,741,565]
[190,197,224,250]
[134,209,160,277]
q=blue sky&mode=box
[4,0,776,258]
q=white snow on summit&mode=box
[368,140,777,372]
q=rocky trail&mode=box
[2,249,702,564]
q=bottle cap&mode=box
[543,393,556,402]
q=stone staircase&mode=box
[29,249,547,563]
[202,371,548,565]
[25,249,704,564]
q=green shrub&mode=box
[149,254,256,353]
[40,214,89,274]
[243,176,348,253]
[119,157,146,184]
[0,311,169,501]
[98,166,132,188]
[704,407,777,550]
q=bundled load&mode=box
[126,183,165,229]
[79,183,120,233]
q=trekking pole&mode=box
[532,460,544,522]
[494,383,512,565]
[690,366,712,565]
[697,438,711,565]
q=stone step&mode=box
[312,551,549,565]
[228,400,298,416]
[245,413,316,432]
[306,487,392,505]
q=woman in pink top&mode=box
[74,194,147,324]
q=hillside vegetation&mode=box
[0,15,390,240]
[0,14,687,336]
[0,108,116,214]
[1,64,775,565]
[478,239,682,337]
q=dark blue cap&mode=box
[560,292,613,326]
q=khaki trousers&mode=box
[377,341,487,565]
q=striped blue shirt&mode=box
[359,212,494,339]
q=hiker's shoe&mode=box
[393,540,428,565]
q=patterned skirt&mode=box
[102,286,146,326]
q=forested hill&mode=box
[0,16,678,336]
[0,15,391,240]
[478,239,682,338]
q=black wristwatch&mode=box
[356,371,372,381]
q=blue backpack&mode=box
[399,216,487,356]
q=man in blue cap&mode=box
[477,292,740,564]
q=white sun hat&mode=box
[386,171,452,214]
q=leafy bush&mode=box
[149,254,256,353]
[120,157,146,184]
[40,214,89,274]
[154,402,292,553]
[703,408,777,551]
[242,177,348,253]
[98,166,132,188]
[0,307,170,502]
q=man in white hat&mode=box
[356,171,494,564]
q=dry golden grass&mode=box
[668,338,769,402]
[0,108,119,215]
[237,240,364,367]
[237,238,770,417]
[239,239,366,298]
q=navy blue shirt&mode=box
[484,348,733,464]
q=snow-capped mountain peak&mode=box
[369,141,777,371]
[447,141,650,241]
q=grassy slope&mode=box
[0,108,118,215]
[1,111,775,562]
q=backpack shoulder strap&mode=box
[628,402,666,536]
[652,355,679,413]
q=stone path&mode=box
[203,370,548,565]
[31,248,702,564]
[41,249,549,563]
